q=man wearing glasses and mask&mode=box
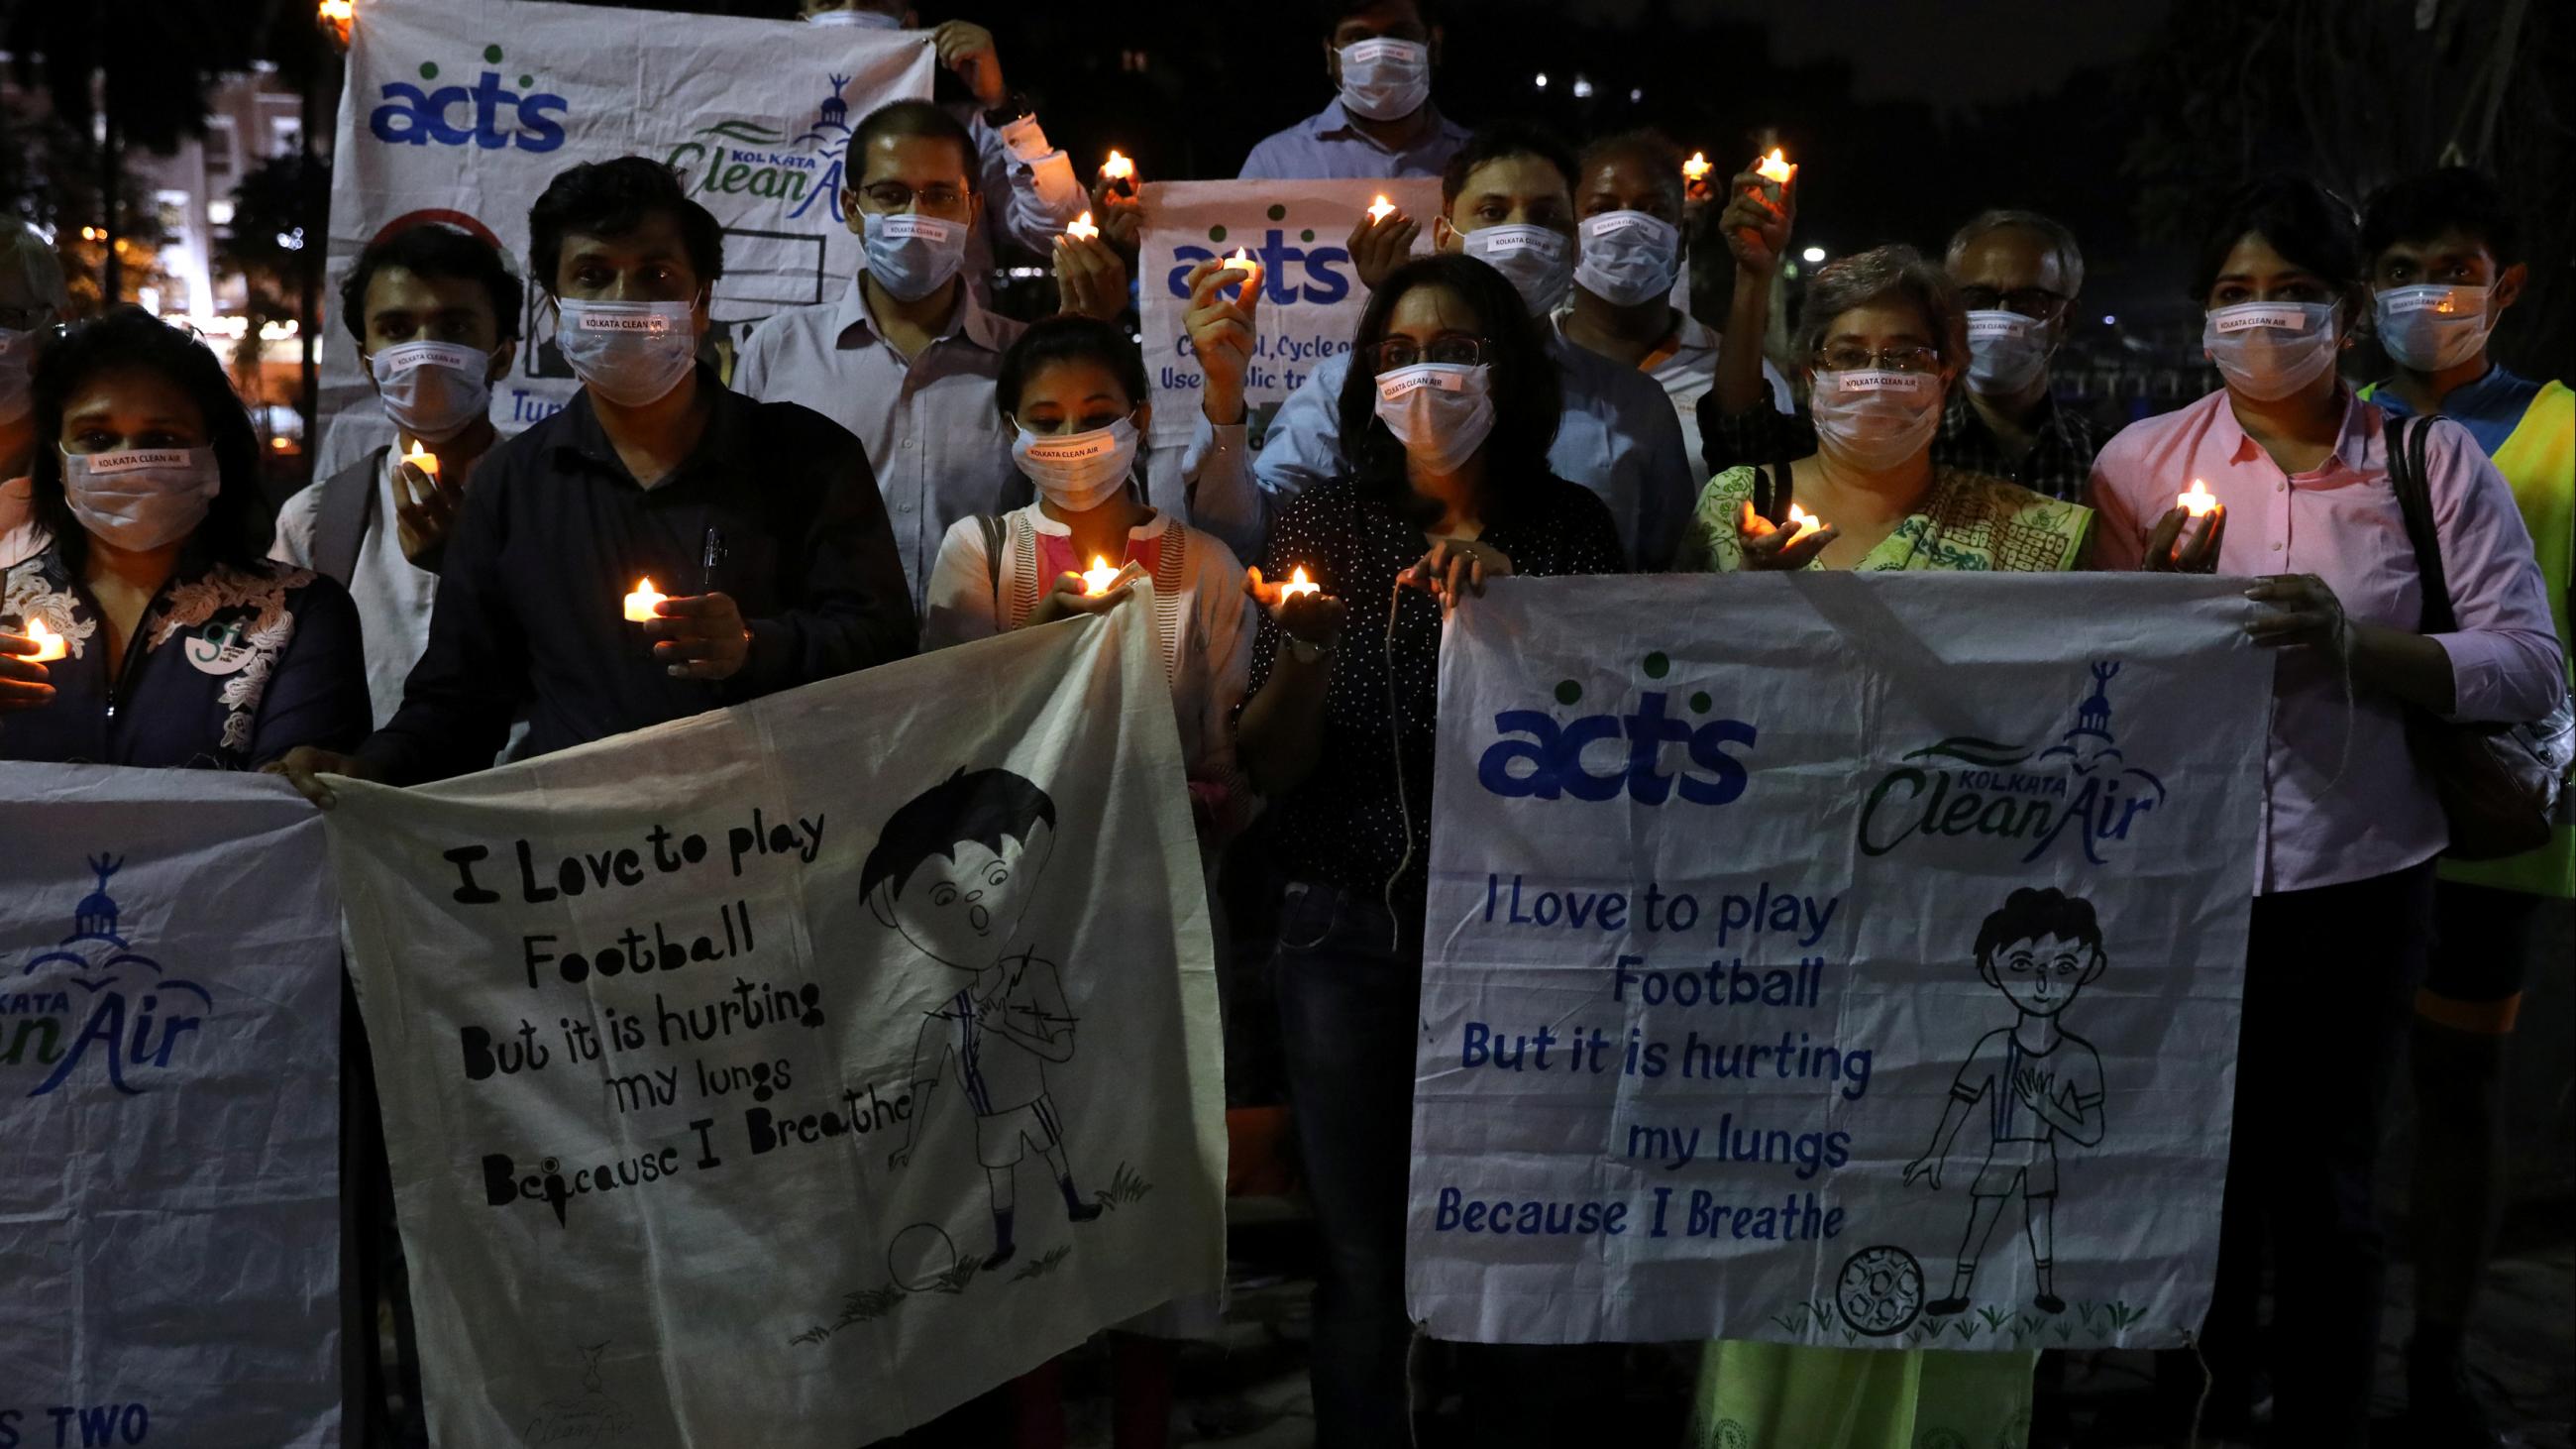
[1700,196,2101,503]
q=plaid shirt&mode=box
[1696,386,2102,502]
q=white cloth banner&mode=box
[326,0,934,433]
[1136,177,1440,454]
[1409,574,2271,1351]
[327,602,1225,1446]
[0,766,341,1447]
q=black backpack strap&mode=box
[978,512,1006,613]
[2385,415,2458,634]
[309,446,387,588]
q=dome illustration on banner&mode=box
[14,852,216,1096]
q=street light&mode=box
[1534,72,1548,89]
[1801,246,1827,264]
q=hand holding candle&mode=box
[1244,565,1345,646]
[1737,499,1836,570]
[2177,479,2217,518]
[1064,210,1100,242]
[632,586,752,679]
[1222,247,1263,306]
[400,440,440,480]
[25,618,65,662]
[1278,566,1320,603]
[1784,503,1824,545]
[1366,194,1397,224]
[1099,149,1135,198]
[1755,147,1795,187]
[1682,151,1714,204]
[0,617,62,711]
[2144,480,2227,574]
[1081,554,1124,597]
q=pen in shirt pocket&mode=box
[699,524,727,595]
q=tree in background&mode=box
[213,151,328,388]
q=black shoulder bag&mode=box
[2384,414,2574,860]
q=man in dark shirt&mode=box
[1698,178,2101,502]
[275,157,913,802]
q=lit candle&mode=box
[24,618,65,662]
[1366,194,1396,224]
[400,440,439,480]
[1224,247,1262,304]
[1784,503,1825,544]
[1278,566,1320,603]
[1081,555,1124,597]
[2177,479,2218,518]
[1064,210,1100,242]
[1682,152,1712,183]
[1100,150,1134,187]
[622,576,666,623]
[1755,148,1795,186]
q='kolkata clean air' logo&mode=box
[368,43,569,153]
[4,855,212,1096]
[1477,652,1760,807]
[1859,661,2169,864]
[664,73,858,224]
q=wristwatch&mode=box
[1288,635,1332,666]
[983,91,1033,129]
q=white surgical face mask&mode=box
[369,340,494,443]
[1573,210,1683,308]
[1337,38,1432,123]
[1462,224,1574,316]
[864,212,968,302]
[0,327,34,426]
[2201,301,2340,401]
[1014,416,1140,513]
[1963,310,2053,396]
[1809,369,1943,474]
[61,446,221,552]
[555,298,699,408]
[2375,284,2493,374]
[1372,362,1495,476]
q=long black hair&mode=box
[29,306,264,572]
[2190,174,2364,304]
[1335,252,1561,520]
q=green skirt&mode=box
[1689,1340,2036,1449]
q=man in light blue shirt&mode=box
[1189,123,1694,569]
[1238,0,1471,180]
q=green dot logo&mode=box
[1554,680,1582,706]
[519,75,535,89]
[1266,203,1287,221]
[483,43,504,62]
[1300,229,1316,243]
[1207,225,1228,244]
[418,61,439,79]
[1690,691,1713,714]
[1643,651,1670,679]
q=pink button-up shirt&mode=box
[2090,388,2563,894]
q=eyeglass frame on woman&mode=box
[1366,334,1492,372]
[1808,343,1945,375]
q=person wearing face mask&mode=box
[0,308,366,766]
[0,222,72,567]
[798,3,1089,307]
[917,312,1246,1449]
[2087,175,2561,1449]
[1676,245,2089,1449]
[1702,176,2101,503]
[1556,129,1792,468]
[1189,123,1690,569]
[739,100,1127,616]
[1231,253,1622,1448]
[270,157,915,804]
[1238,0,1468,180]
[269,223,521,728]
[2349,167,2571,1449]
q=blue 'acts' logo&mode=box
[369,45,568,154]
[1165,231,1355,306]
[1477,653,1758,807]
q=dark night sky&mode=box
[1673,0,2173,106]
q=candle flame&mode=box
[24,617,64,662]
[1783,503,1825,543]
[1279,565,1321,602]
[1756,148,1794,185]
[1366,194,1396,223]
[401,441,439,479]
[1682,152,1711,180]
[2178,480,2218,518]
[1065,210,1100,242]
[1081,554,1125,597]
[623,576,666,623]
[1100,150,1133,181]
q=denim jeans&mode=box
[1273,881,1423,1449]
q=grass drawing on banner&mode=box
[1769,1297,1840,1335]
[792,1283,909,1346]
[928,1254,985,1293]
[1099,1162,1153,1210]
[1011,1245,1074,1282]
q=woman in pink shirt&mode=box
[2086,176,2561,1449]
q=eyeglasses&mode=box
[1812,344,1943,374]
[855,181,972,217]
[1368,335,1490,371]
[1957,285,2069,319]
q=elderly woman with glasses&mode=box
[1678,243,2093,577]
[1679,244,2093,1449]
